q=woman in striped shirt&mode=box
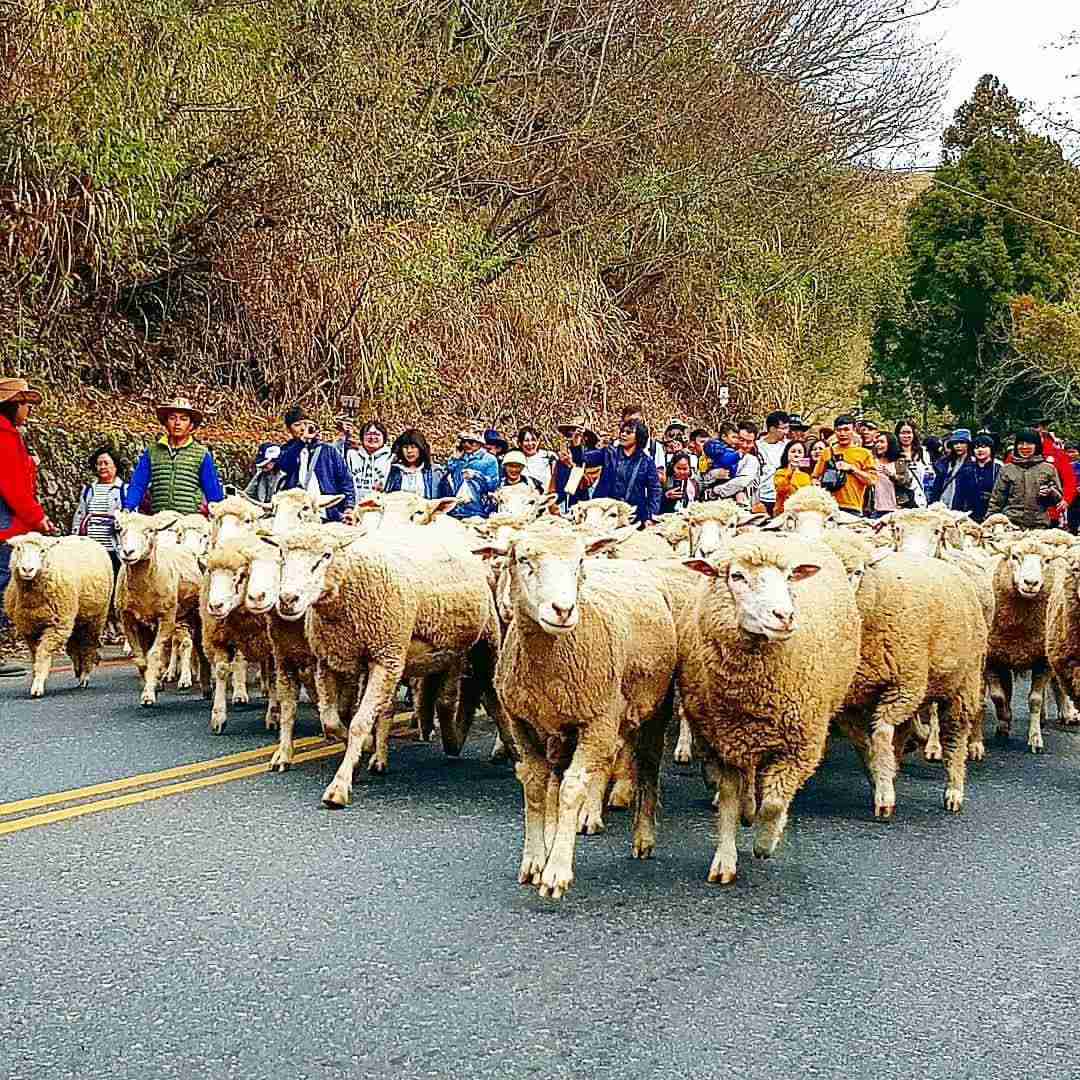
[72,448,128,575]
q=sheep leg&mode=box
[922,703,943,762]
[939,700,971,811]
[707,762,743,885]
[209,650,231,735]
[631,683,673,860]
[230,655,250,705]
[434,665,468,757]
[269,663,301,772]
[673,702,694,765]
[314,662,348,743]
[175,631,195,690]
[142,614,176,706]
[607,738,635,811]
[967,701,986,762]
[539,727,614,901]
[68,619,102,688]
[121,613,149,676]
[867,688,924,819]
[163,633,180,683]
[1027,663,1051,754]
[753,755,815,860]
[511,722,551,885]
[260,660,279,729]
[1051,674,1079,727]
[322,661,400,807]
[988,665,1013,741]
[28,626,66,698]
[414,674,439,742]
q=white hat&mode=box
[502,450,527,468]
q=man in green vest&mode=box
[124,397,225,514]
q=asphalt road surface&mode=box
[4,663,1080,1080]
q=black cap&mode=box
[787,414,809,431]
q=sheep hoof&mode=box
[232,691,250,706]
[632,834,655,860]
[209,716,227,736]
[607,780,633,810]
[321,779,351,808]
[264,714,279,731]
[140,690,156,707]
[922,745,943,762]
[1028,738,1044,754]
[489,742,509,762]
[177,675,193,690]
[578,815,605,836]
[874,802,895,820]
[538,862,572,900]
[707,855,736,885]
[967,741,986,762]
[673,744,693,765]
[367,756,387,775]
[268,752,291,773]
[518,856,545,885]
[943,788,964,812]
[78,676,90,689]
[29,681,45,699]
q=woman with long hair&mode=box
[772,440,811,515]
[869,431,912,518]
[516,426,555,490]
[894,419,930,507]
[929,429,978,513]
[384,428,443,498]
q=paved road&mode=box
[3,664,1080,1080]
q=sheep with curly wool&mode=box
[1047,546,1080,731]
[484,528,677,899]
[115,511,206,706]
[986,535,1062,753]
[268,525,507,805]
[200,539,279,735]
[3,534,113,697]
[820,532,988,817]
[677,533,860,884]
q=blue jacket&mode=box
[597,446,662,523]
[276,438,354,521]
[929,457,979,516]
[971,460,1001,523]
[124,439,224,511]
[384,462,444,499]
[439,449,500,518]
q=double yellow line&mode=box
[0,737,345,837]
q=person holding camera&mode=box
[987,429,1063,530]
[811,413,877,514]
[275,406,353,521]
[659,452,699,513]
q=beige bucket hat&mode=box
[155,397,205,427]
[0,378,43,405]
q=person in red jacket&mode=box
[1033,417,1076,525]
[0,378,57,674]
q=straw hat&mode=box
[458,427,484,444]
[155,397,204,427]
[556,415,590,436]
[0,378,42,405]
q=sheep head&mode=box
[569,498,636,531]
[778,486,842,539]
[244,540,284,615]
[267,490,343,535]
[480,529,620,636]
[490,486,554,520]
[1002,536,1055,600]
[204,541,260,619]
[263,527,351,621]
[685,502,743,560]
[685,534,822,642]
[879,508,950,558]
[7,532,59,582]
[117,511,178,564]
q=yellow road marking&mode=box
[0,736,328,818]
[0,742,346,837]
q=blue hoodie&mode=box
[439,448,500,518]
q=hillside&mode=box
[3,0,944,435]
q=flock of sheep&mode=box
[6,482,1080,899]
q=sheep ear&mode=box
[683,558,720,578]
[537,493,559,514]
[426,497,459,519]
[790,563,821,581]
[152,513,181,531]
[585,534,624,557]
[759,515,787,532]
[738,513,768,528]
[318,494,346,510]
[472,543,509,561]
[259,535,281,550]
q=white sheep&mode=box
[678,533,860,884]
[986,535,1060,753]
[1047,547,1080,732]
[208,494,268,546]
[200,539,278,734]
[266,525,507,805]
[115,511,205,706]
[821,532,988,817]
[568,497,636,531]
[3,534,113,697]
[263,488,345,535]
[482,528,678,899]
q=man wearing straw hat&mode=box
[0,377,57,674]
[124,396,225,515]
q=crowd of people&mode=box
[2,379,1080,674]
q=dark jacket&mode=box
[384,461,444,499]
[597,445,662,524]
[988,455,1062,530]
[245,468,286,505]
[971,460,1001,523]
[276,438,354,521]
[929,456,979,515]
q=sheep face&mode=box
[570,498,634,531]
[687,512,738,561]
[117,513,176,564]
[269,491,343,535]
[492,486,543,518]
[787,510,829,539]
[178,525,210,557]
[506,533,619,636]
[8,534,52,582]
[1008,546,1048,600]
[686,542,822,641]
[275,541,337,621]
[244,547,283,615]
[886,514,945,558]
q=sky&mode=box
[910,0,1077,164]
